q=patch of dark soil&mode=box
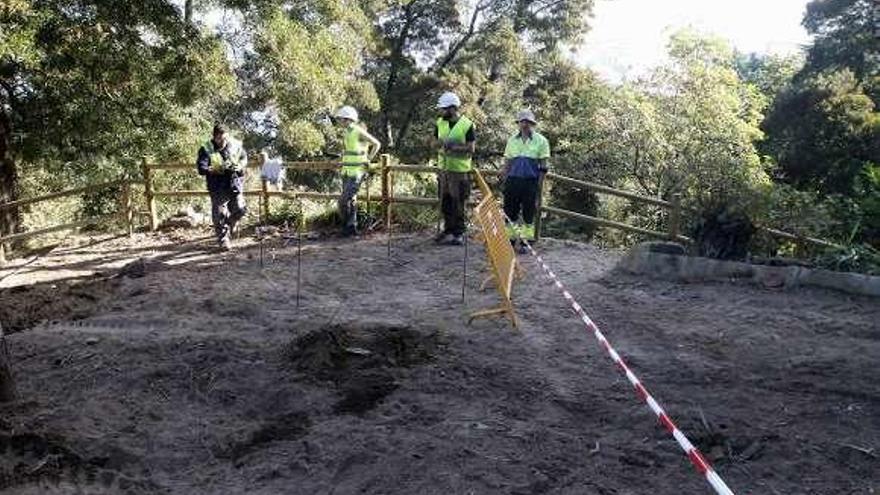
[114,258,168,279]
[0,431,158,493]
[204,296,260,319]
[285,324,440,414]
[688,423,776,465]
[219,412,312,462]
[334,371,399,414]
[286,323,439,379]
[0,277,120,333]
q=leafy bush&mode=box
[544,182,600,240]
[691,204,756,260]
[813,244,880,276]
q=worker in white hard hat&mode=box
[502,109,550,252]
[434,91,476,246]
[335,105,381,236]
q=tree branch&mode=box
[381,0,419,148]
[530,0,568,17]
[395,1,489,148]
[434,0,487,72]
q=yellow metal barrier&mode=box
[469,170,518,328]
[473,166,493,199]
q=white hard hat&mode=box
[516,110,537,124]
[335,106,359,122]
[436,92,461,109]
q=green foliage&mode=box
[1,0,236,182]
[764,68,878,195]
[361,0,596,159]
[803,0,878,82]
[735,51,804,103]
[567,30,771,233]
[814,244,880,275]
[544,183,599,240]
[761,184,847,241]
[854,164,880,244]
[3,0,879,274]
[253,4,376,155]
[759,0,880,249]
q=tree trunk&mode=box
[394,3,485,148]
[379,2,416,150]
[0,324,16,403]
[184,0,193,23]
[0,108,19,262]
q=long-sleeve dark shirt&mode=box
[197,140,246,192]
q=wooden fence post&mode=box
[365,169,372,220]
[669,193,682,242]
[261,178,270,222]
[120,181,134,236]
[142,157,157,231]
[0,323,16,403]
[535,174,546,241]
[381,154,391,229]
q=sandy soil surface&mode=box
[0,230,877,494]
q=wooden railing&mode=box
[0,179,136,264]
[539,173,840,249]
[0,153,839,265]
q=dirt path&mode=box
[0,232,877,494]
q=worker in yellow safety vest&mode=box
[502,110,550,252]
[196,124,248,251]
[434,91,476,246]
[336,106,381,237]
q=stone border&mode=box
[618,243,880,297]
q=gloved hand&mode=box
[225,159,245,173]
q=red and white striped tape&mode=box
[520,241,736,495]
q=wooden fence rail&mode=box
[0,154,840,265]
[139,156,844,250]
[0,179,135,264]
[0,180,124,212]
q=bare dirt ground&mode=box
[0,229,877,494]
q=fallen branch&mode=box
[697,407,713,433]
[841,443,877,458]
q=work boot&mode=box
[449,234,464,246]
[434,232,453,244]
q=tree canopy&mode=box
[1,0,878,252]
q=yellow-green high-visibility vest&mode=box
[437,116,474,172]
[341,125,368,178]
[203,138,246,172]
[203,140,224,171]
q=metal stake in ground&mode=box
[462,223,469,303]
[258,202,265,268]
[0,321,17,402]
[296,200,304,311]
[386,200,392,260]
[297,229,303,310]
